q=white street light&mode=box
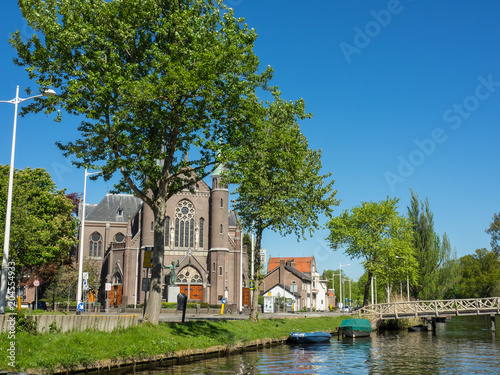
[339,262,350,312]
[76,169,101,313]
[396,255,410,302]
[0,86,56,314]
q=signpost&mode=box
[220,298,227,315]
[77,302,84,312]
[33,279,40,310]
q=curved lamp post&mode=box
[0,85,56,314]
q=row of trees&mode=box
[5,0,499,325]
[327,190,500,304]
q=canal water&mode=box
[132,315,500,374]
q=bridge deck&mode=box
[360,297,500,320]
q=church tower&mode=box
[208,164,230,303]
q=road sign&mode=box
[77,302,84,312]
[143,247,153,268]
[83,272,89,280]
[105,283,112,291]
[33,280,40,287]
[221,298,227,304]
[83,279,89,290]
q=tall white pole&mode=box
[0,86,56,314]
[77,169,101,313]
[339,262,350,311]
[250,221,254,306]
[76,170,89,312]
[239,225,243,313]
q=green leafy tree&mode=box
[11,0,271,324]
[407,190,460,299]
[226,92,339,321]
[327,197,417,306]
[486,212,500,255]
[0,166,77,272]
[457,248,500,298]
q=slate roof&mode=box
[228,210,239,227]
[85,194,142,222]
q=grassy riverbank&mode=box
[2,316,345,374]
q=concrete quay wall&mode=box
[0,314,138,333]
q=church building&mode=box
[77,167,250,309]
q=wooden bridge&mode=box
[360,297,500,320]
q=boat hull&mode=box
[287,331,332,343]
[340,328,371,338]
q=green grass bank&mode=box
[2,316,346,374]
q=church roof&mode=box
[228,210,239,227]
[268,257,314,274]
[85,194,142,222]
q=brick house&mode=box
[77,167,249,308]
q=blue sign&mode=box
[77,302,84,312]
[221,298,227,304]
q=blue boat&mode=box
[287,331,332,343]
[339,318,373,338]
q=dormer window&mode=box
[117,207,123,216]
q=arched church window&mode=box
[176,266,203,284]
[89,232,102,258]
[199,218,204,247]
[175,200,195,249]
[164,216,170,246]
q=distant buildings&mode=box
[260,256,333,312]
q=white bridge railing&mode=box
[360,297,500,319]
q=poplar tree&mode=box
[11,0,271,324]
[407,190,460,299]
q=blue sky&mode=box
[1,1,499,280]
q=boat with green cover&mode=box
[339,318,373,338]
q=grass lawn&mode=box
[2,316,346,374]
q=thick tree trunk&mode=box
[143,203,166,325]
[363,270,372,307]
[249,229,263,322]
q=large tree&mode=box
[0,166,77,272]
[11,0,271,324]
[457,248,500,298]
[486,212,500,255]
[226,92,339,321]
[407,190,460,300]
[327,197,417,306]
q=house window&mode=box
[115,233,125,243]
[219,266,223,277]
[150,221,154,231]
[220,224,223,234]
[174,200,195,248]
[212,262,216,272]
[89,232,102,258]
[220,198,223,208]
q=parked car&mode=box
[31,301,47,310]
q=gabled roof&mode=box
[268,257,313,274]
[85,194,142,223]
[264,263,311,282]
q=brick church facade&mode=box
[77,168,250,308]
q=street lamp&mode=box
[396,255,410,302]
[0,85,56,314]
[339,262,350,312]
[76,168,101,313]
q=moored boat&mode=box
[287,331,332,343]
[339,318,373,338]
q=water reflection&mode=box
[125,316,499,375]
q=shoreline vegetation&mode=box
[2,315,348,374]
